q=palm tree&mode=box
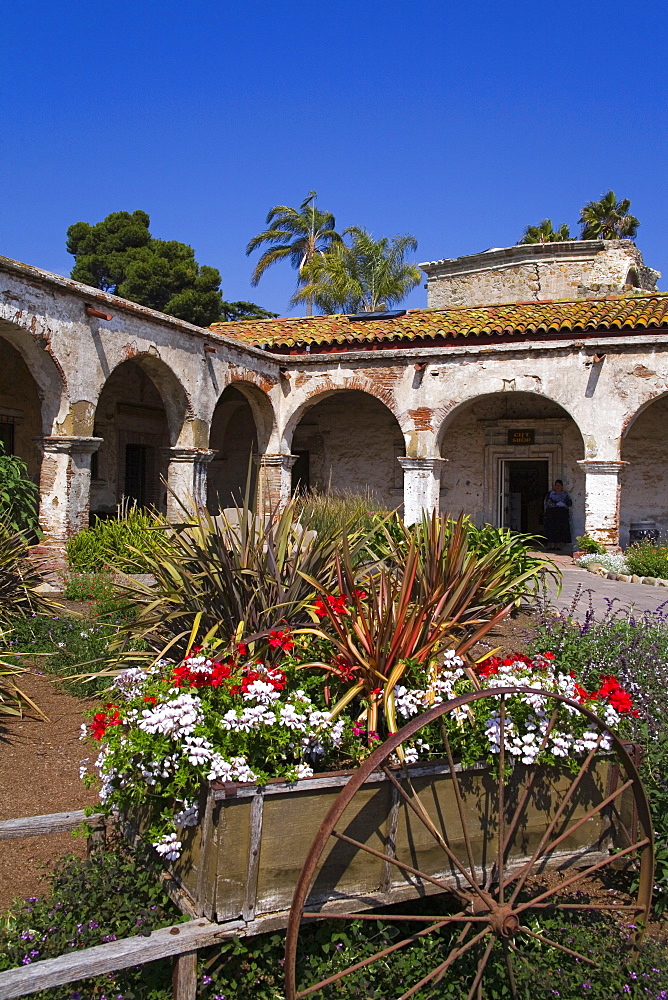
[578,191,639,240]
[293,227,421,314]
[517,219,572,244]
[245,192,340,315]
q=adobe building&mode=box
[0,239,666,567]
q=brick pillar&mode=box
[256,454,297,513]
[165,448,216,520]
[38,436,103,567]
[398,457,446,525]
[577,459,628,550]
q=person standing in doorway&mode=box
[543,479,572,550]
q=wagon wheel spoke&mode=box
[518,925,599,966]
[397,926,490,1000]
[381,765,489,906]
[486,706,561,890]
[440,721,478,882]
[294,919,450,999]
[497,695,506,903]
[465,937,495,1000]
[330,828,470,902]
[517,837,650,912]
[503,940,518,1000]
[505,735,604,903]
[302,911,490,923]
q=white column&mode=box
[577,459,627,549]
[398,457,446,525]
[256,454,297,513]
[38,436,103,566]
[165,448,215,519]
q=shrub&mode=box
[0,520,48,622]
[625,540,668,580]
[112,499,373,666]
[294,488,392,539]
[526,592,668,913]
[0,445,39,538]
[66,506,167,573]
[0,839,181,999]
[576,533,607,554]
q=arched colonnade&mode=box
[2,315,666,560]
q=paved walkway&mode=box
[531,554,668,619]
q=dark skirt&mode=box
[544,506,571,544]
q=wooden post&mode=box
[172,950,198,1000]
[87,816,107,857]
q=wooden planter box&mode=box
[165,756,634,930]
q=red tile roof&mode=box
[210,294,668,352]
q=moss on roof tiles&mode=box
[209,294,668,350]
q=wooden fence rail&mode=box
[0,809,240,1000]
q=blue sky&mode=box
[2,1,666,315]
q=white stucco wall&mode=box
[291,390,404,509]
[620,394,668,545]
[440,393,586,537]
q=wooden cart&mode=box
[162,687,655,999]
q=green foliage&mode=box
[67,210,227,327]
[579,190,639,240]
[294,489,393,543]
[294,225,421,314]
[246,191,341,315]
[517,218,572,243]
[0,445,39,537]
[218,300,278,321]
[113,499,370,665]
[66,507,167,573]
[7,585,142,697]
[204,908,668,1000]
[576,533,607,554]
[0,839,181,999]
[0,521,47,622]
[526,595,668,913]
[625,540,668,580]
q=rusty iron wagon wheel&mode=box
[284,687,654,1000]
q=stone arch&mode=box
[90,355,191,515]
[620,390,668,545]
[0,321,67,437]
[285,388,406,508]
[282,376,407,452]
[436,390,586,539]
[207,381,277,510]
[93,353,192,446]
[625,267,640,288]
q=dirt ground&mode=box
[0,668,100,913]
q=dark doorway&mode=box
[291,450,310,494]
[0,418,15,454]
[124,443,159,509]
[502,460,549,533]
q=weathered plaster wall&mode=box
[291,390,404,507]
[423,241,660,309]
[0,336,43,479]
[439,393,585,536]
[90,360,170,513]
[620,394,668,545]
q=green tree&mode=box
[293,226,421,314]
[67,211,267,327]
[218,301,278,322]
[578,190,639,240]
[517,219,572,244]
[245,192,341,315]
